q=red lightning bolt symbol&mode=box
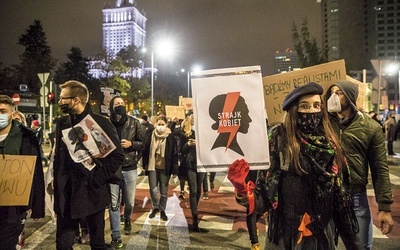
[218,92,241,151]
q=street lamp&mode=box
[182,64,202,98]
[143,38,175,116]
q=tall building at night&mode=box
[89,0,147,79]
[102,0,147,56]
[320,0,400,111]
[274,49,301,73]
[321,0,400,70]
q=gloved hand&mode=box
[228,159,249,195]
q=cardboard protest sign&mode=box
[165,105,185,120]
[179,97,193,110]
[191,66,269,172]
[263,60,347,125]
[100,87,121,116]
[346,75,368,111]
[0,155,37,206]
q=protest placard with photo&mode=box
[191,66,269,172]
[61,114,116,170]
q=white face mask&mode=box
[191,125,195,131]
[327,93,341,113]
[156,125,166,133]
[0,114,11,129]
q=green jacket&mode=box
[329,112,393,211]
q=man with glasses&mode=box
[53,80,124,250]
[325,81,394,250]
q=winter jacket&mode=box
[326,81,393,212]
[53,106,124,219]
[180,130,197,171]
[143,130,179,176]
[109,107,144,170]
[329,112,393,211]
[0,121,45,223]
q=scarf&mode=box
[147,127,171,171]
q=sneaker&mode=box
[202,192,209,200]
[110,239,123,249]
[251,243,261,250]
[178,191,185,200]
[160,211,168,221]
[210,182,214,191]
[149,209,158,219]
[120,215,125,224]
[80,232,90,244]
[124,220,131,235]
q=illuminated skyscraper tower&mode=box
[102,0,147,56]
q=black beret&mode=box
[282,82,323,111]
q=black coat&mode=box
[53,107,124,219]
[143,131,179,176]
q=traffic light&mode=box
[47,92,55,104]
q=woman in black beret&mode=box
[228,82,360,249]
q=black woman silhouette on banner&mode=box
[68,126,89,153]
[209,92,252,156]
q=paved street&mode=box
[21,141,400,249]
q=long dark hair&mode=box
[284,95,346,175]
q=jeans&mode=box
[187,169,206,217]
[353,192,373,250]
[148,169,169,211]
[109,169,137,240]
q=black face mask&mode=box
[114,106,126,116]
[297,111,322,134]
[60,103,74,114]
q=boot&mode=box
[124,219,131,235]
[192,215,199,232]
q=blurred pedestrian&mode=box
[384,113,396,155]
[143,115,178,221]
[31,119,48,166]
[12,110,27,126]
[326,80,394,249]
[180,114,208,232]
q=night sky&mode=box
[0,0,321,76]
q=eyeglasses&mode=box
[58,96,76,101]
[298,103,322,112]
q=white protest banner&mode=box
[0,155,37,206]
[263,60,347,125]
[165,105,186,120]
[191,66,269,172]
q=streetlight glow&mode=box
[143,38,176,116]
